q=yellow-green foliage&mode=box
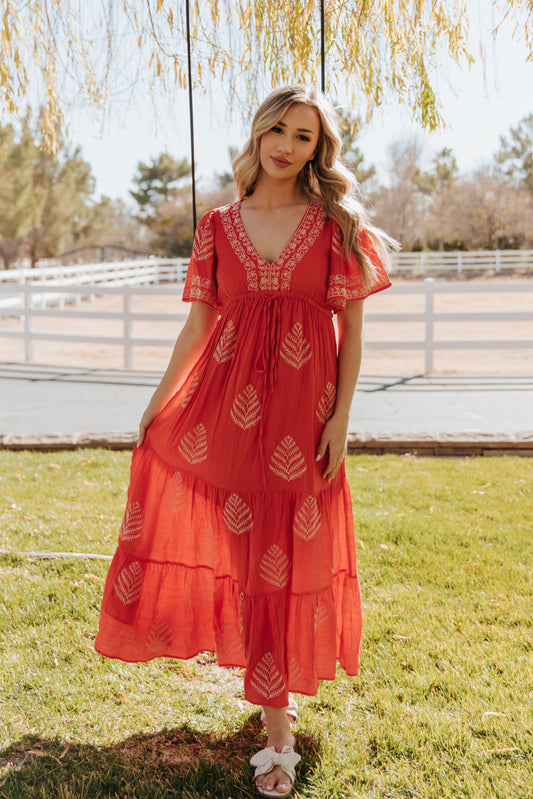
[1,2,532,149]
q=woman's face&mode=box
[259,103,320,183]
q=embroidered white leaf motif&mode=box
[280,322,312,369]
[181,371,199,408]
[259,544,290,588]
[314,597,329,632]
[146,615,173,652]
[213,319,237,364]
[269,435,307,482]
[178,423,208,463]
[215,620,245,661]
[316,381,336,424]
[119,501,142,542]
[223,493,253,535]
[239,591,246,637]
[250,652,285,699]
[114,561,144,605]
[288,655,301,681]
[165,470,187,510]
[230,384,261,429]
[293,496,321,541]
[332,226,343,256]
[192,220,214,261]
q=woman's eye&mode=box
[298,135,311,142]
[272,126,283,133]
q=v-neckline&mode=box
[238,199,313,267]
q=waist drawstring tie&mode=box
[255,295,282,487]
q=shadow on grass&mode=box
[0,715,321,799]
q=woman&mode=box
[95,85,393,797]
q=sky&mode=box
[68,1,533,203]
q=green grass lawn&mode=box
[0,450,531,798]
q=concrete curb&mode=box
[0,432,138,450]
[1,431,532,456]
[346,431,533,457]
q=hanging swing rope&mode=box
[185,0,326,236]
[320,0,326,93]
[185,0,198,233]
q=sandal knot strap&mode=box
[250,745,301,784]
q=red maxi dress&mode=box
[95,200,391,706]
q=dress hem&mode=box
[94,642,360,700]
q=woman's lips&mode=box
[270,156,291,168]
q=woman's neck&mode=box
[247,174,306,210]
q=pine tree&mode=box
[0,117,95,267]
[130,153,192,224]
[496,114,533,195]
[28,143,94,266]
[0,119,46,268]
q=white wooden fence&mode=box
[0,258,188,287]
[1,278,532,373]
[365,279,533,373]
[0,283,187,369]
[0,258,188,313]
[1,248,532,290]
[389,249,533,273]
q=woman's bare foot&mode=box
[255,705,296,795]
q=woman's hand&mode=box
[315,412,349,482]
[137,403,159,447]
[135,303,219,448]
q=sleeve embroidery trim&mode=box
[326,273,365,305]
[185,274,218,306]
[328,223,391,307]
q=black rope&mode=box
[320,0,325,93]
[185,0,198,231]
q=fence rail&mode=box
[364,279,533,372]
[1,279,532,373]
[389,249,533,273]
[1,250,533,289]
[0,258,189,313]
[0,284,188,369]
[0,257,189,287]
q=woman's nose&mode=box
[278,136,292,153]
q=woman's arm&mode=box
[137,302,219,445]
[315,299,364,482]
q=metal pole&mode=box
[320,0,325,93]
[185,0,198,232]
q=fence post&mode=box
[24,282,34,363]
[124,286,133,369]
[424,278,435,374]
[495,250,501,273]
[457,252,463,274]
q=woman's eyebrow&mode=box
[277,121,315,133]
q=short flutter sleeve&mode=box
[327,223,391,311]
[182,210,219,310]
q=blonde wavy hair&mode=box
[233,85,397,286]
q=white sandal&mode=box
[250,744,301,797]
[259,695,298,728]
